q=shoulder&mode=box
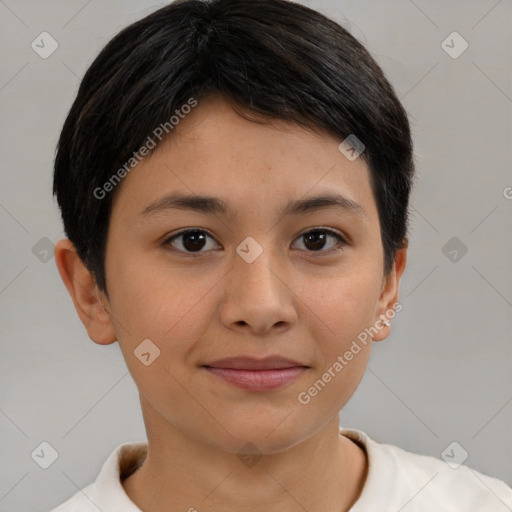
[342,428,512,511]
[48,441,147,512]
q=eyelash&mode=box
[162,227,347,257]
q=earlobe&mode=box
[372,244,408,342]
[54,238,117,345]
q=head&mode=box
[54,0,413,453]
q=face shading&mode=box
[99,94,404,454]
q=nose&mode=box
[220,244,298,335]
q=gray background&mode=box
[0,0,511,510]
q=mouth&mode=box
[202,356,309,391]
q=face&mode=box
[67,95,406,454]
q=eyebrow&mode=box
[140,192,367,219]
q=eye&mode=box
[163,227,346,256]
[292,228,346,254]
[163,228,220,254]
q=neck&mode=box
[122,405,367,512]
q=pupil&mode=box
[183,231,206,251]
[304,231,326,251]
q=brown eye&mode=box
[163,227,346,256]
[292,228,346,253]
[164,229,220,254]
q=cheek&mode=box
[108,262,214,416]
[304,266,382,345]
[297,346,371,414]
[109,248,214,330]
[106,252,221,381]
[295,275,378,415]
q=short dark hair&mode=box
[53,0,415,298]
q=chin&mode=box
[206,414,314,455]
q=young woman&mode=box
[51,1,512,510]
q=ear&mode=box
[54,238,117,345]
[372,241,408,342]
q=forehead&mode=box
[110,95,378,225]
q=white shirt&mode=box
[50,428,512,511]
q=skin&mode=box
[55,94,407,512]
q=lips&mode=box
[203,356,306,370]
[202,356,308,391]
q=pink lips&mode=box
[203,356,308,391]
